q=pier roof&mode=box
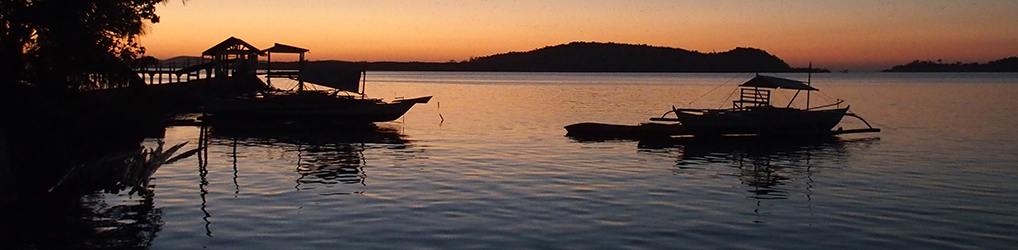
[203,37,263,56]
[264,43,309,53]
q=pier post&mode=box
[266,52,271,86]
[205,56,212,79]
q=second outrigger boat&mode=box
[649,74,878,137]
[565,74,879,138]
[653,74,880,137]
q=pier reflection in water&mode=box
[204,122,410,192]
[177,122,416,238]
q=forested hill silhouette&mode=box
[258,42,822,73]
[883,57,1018,72]
[462,42,794,72]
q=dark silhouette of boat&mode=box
[566,74,878,138]
[205,90,431,123]
[191,38,432,124]
[650,74,877,137]
[204,71,431,124]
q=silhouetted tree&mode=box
[0,0,168,92]
[1,0,179,198]
[883,57,1018,72]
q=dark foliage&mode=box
[266,42,804,73]
[883,57,1018,72]
[464,42,793,72]
[1,0,167,92]
[0,0,174,197]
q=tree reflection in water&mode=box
[0,139,192,249]
[1,194,163,249]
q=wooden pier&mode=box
[134,58,215,84]
[132,37,312,90]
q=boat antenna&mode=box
[806,62,812,111]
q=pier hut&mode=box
[120,37,370,114]
[262,43,309,89]
[261,43,363,94]
[133,37,335,85]
[202,37,262,78]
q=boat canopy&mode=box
[297,68,363,93]
[739,75,818,91]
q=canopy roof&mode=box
[740,75,818,91]
[298,68,362,93]
[203,37,263,56]
[263,43,309,53]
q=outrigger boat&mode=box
[650,74,878,137]
[565,74,879,138]
[204,70,431,124]
[205,90,431,123]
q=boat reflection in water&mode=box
[203,121,412,193]
[640,135,878,200]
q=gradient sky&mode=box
[139,0,1018,71]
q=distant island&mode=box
[161,42,827,73]
[883,57,1018,72]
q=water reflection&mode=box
[179,123,415,237]
[1,137,177,249]
[196,125,213,237]
[642,136,878,200]
[203,122,411,192]
[1,123,198,249]
[638,136,877,224]
[1,194,163,249]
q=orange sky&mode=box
[139,0,1018,71]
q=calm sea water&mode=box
[38,73,1018,249]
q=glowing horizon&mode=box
[139,0,1018,71]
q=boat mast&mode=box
[806,62,811,111]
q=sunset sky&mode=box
[140,0,1018,71]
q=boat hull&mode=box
[564,122,686,140]
[673,107,848,136]
[206,94,432,124]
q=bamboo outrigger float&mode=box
[565,74,879,139]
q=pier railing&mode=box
[133,58,256,85]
